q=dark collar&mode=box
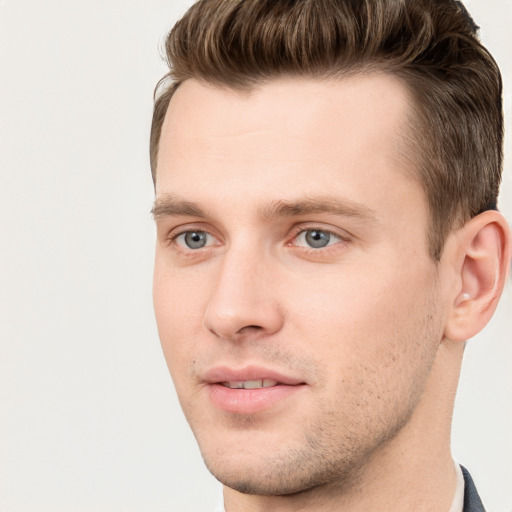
[461,466,486,512]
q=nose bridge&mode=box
[203,238,283,340]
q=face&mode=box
[153,75,446,496]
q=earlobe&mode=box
[444,211,511,342]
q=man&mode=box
[150,1,511,511]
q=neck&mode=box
[223,338,464,512]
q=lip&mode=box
[203,366,305,386]
[203,365,307,414]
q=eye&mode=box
[294,229,342,249]
[175,230,214,250]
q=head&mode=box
[150,0,510,506]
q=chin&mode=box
[205,452,360,497]
[197,430,365,497]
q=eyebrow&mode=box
[260,197,377,222]
[152,194,377,223]
[152,195,207,218]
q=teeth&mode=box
[221,379,278,389]
[221,381,244,389]
[244,379,263,389]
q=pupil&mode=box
[306,230,330,248]
[185,231,206,249]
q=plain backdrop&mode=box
[0,1,511,511]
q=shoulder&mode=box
[461,466,486,512]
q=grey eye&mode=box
[304,229,331,248]
[183,231,208,249]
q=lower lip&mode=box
[207,383,305,414]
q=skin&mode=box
[152,75,510,512]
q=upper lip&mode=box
[202,366,306,386]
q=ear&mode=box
[444,210,511,342]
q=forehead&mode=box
[155,74,418,213]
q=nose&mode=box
[203,245,284,342]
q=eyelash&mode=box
[289,228,352,259]
[166,224,220,253]
[166,225,350,254]
[174,230,217,249]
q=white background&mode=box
[0,1,510,511]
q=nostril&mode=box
[239,325,263,332]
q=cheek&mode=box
[153,263,206,378]
[288,259,440,375]
[289,266,441,436]
[153,251,209,325]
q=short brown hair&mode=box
[150,0,503,260]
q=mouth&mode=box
[204,367,306,414]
